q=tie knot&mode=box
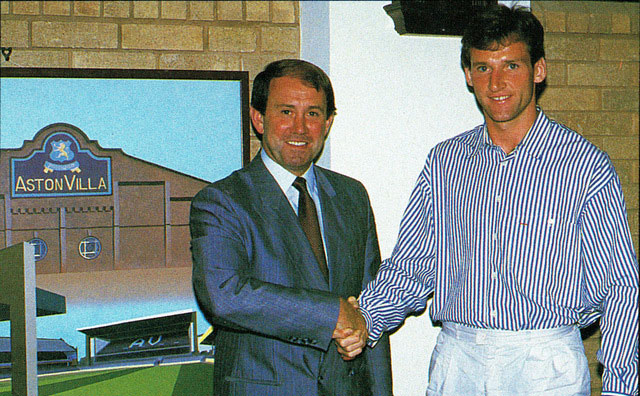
[292,177,307,193]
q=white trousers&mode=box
[426,322,590,396]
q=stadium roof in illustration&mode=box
[77,309,196,341]
[0,288,66,321]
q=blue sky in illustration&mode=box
[1,77,244,183]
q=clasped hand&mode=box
[332,296,367,361]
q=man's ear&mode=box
[250,107,264,135]
[533,57,547,84]
[464,67,474,87]
[323,114,335,140]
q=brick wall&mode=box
[0,0,300,157]
[533,2,639,395]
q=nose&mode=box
[489,69,505,91]
[293,113,305,134]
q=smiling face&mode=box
[250,76,334,176]
[464,41,546,134]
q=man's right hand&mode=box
[332,296,367,360]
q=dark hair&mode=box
[250,59,336,138]
[461,5,545,70]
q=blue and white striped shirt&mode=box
[359,110,638,395]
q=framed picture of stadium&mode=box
[0,67,250,378]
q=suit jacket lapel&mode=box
[244,155,330,290]
[314,168,346,291]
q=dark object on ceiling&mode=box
[384,0,498,36]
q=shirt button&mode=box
[490,310,497,318]
[491,271,497,280]
[492,233,497,242]
[496,194,502,203]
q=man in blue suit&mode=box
[191,59,392,396]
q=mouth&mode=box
[287,140,308,147]
[490,95,510,102]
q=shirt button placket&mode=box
[490,157,507,327]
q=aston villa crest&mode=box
[10,125,112,198]
[44,139,81,173]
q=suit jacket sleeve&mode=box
[360,189,394,395]
[190,184,340,351]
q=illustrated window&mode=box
[79,236,101,260]
[28,238,48,261]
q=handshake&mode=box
[332,296,368,361]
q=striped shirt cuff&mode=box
[360,306,380,347]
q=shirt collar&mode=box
[261,150,317,194]
[469,107,551,161]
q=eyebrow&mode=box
[471,57,528,66]
[274,104,326,112]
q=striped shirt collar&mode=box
[469,107,551,161]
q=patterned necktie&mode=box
[292,177,328,280]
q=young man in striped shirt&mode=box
[337,4,638,396]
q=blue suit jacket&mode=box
[191,155,392,396]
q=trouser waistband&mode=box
[441,322,576,345]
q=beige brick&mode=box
[241,53,285,79]
[161,1,186,20]
[621,184,639,209]
[122,24,203,50]
[73,51,156,69]
[543,11,566,33]
[189,1,214,20]
[43,1,71,16]
[631,160,639,184]
[74,1,101,17]
[611,13,631,34]
[545,35,599,61]
[602,136,639,160]
[0,49,70,67]
[103,1,130,18]
[539,87,600,111]
[600,38,639,62]
[0,20,29,47]
[217,1,242,21]
[1,2,9,14]
[12,1,39,15]
[261,26,298,53]
[567,12,589,33]
[550,111,635,137]
[246,1,269,22]
[158,53,241,70]
[544,61,566,86]
[134,1,159,18]
[272,1,295,24]
[567,63,638,87]
[32,21,118,48]
[589,12,611,34]
[612,160,633,184]
[587,135,605,150]
[209,26,256,52]
[602,89,639,111]
[628,209,639,238]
